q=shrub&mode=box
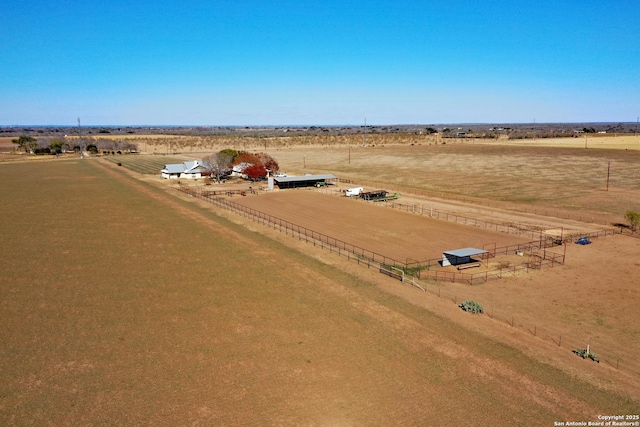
[572,348,600,363]
[624,210,640,232]
[459,300,484,314]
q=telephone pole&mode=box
[363,117,367,146]
[78,117,83,158]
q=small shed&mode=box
[442,247,488,267]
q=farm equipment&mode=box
[315,181,326,188]
[360,190,388,201]
[376,192,400,202]
[360,190,399,202]
[575,237,592,245]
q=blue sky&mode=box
[1,0,638,125]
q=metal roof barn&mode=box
[442,247,488,266]
[272,174,336,189]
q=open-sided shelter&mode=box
[442,247,488,266]
[270,174,336,189]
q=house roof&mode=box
[443,248,488,258]
[162,164,186,173]
[162,160,207,174]
[183,160,205,172]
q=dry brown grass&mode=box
[2,159,638,425]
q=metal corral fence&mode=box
[324,183,625,242]
[405,240,567,285]
[178,185,570,286]
[412,279,640,378]
[322,185,549,240]
[177,185,639,378]
[177,185,407,271]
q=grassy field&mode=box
[2,159,637,425]
[93,134,640,223]
[102,154,185,174]
[271,143,640,224]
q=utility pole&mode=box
[533,118,535,140]
[78,117,83,158]
[606,161,611,191]
[363,117,367,146]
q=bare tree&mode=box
[203,152,233,183]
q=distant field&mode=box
[2,159,637,424]
[271,143,640,223]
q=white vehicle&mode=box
[345,187,363,197]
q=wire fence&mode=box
[176,184,639,379]
[410,277,640,378]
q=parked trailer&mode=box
[361,190,388,201]
[345,187,364,197]
[374,192,400,202]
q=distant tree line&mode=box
[11,135,138,155]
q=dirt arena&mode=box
[233,190,534,262]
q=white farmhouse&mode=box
[161,160,208,179]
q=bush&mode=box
[459,300,484,314]
[572,348,600,363]
[624,210,640,232]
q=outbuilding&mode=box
[270,174,336,189]
[441,247,488,267]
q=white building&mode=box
[161,160,208,179]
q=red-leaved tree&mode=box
[256,153,279,173]
[244,164,267,181]
[233,152,260,166]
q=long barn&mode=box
[269,174,336,189]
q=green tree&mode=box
[49,138,66,155]
[624,210,640,232]
[219,148,239,162]
[12,135,37,153]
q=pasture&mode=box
[102,154,184,174]
[92,134,640,224]
[1,159,638,425]
[270,142,640,225]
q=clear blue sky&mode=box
[2,0,638,126]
